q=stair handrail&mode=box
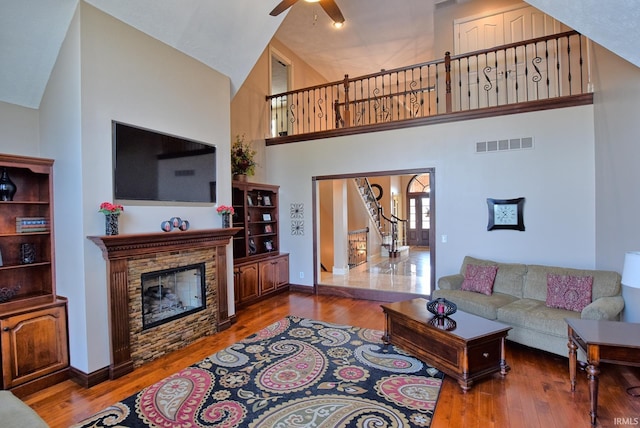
[390,213,408,247]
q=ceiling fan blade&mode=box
[270,0,300,16]
[319,0,345,23]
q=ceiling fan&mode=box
[270,0,345,25]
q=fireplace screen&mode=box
[141,263,206,330]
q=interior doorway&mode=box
[269,46,292,137]
[313,168,435,301]
[407,173,431,247]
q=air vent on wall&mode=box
[475,137,534,153]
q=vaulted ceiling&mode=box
[1,0,638,110]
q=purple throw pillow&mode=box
[546,274,593,312]
[461,264,498,295]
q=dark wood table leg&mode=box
[499,336,510,375]
[382,311,390,344]
[586,360,600,427]
[568,327,577,392]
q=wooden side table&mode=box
[381,298,511,391]
[566,318,640,426]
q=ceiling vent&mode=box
[476,137,534,153]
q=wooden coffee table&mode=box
[381,298,511,391]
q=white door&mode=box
[503,7,569,101]
[455,14,504,109]
[454,5,568,107]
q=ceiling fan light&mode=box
[333,20,344,29]
[304,0,321,2]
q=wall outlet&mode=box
[299,271,304,279]
[441,235,448,243]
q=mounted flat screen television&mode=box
[112,121,217,203]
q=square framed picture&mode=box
[263,195,272,206]
[265,240,273,251]
[487,197,525,231]
[262,213,272,222]
[264,224,273,233]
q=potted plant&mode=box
[231,134,256,181]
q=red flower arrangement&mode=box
[99,202,124,215]
[216,205,234,215]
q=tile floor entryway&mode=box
[319,246,431,296]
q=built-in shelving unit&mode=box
[0,154,69,397]
[231,180,289,307]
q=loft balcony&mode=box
[266,31,592,145]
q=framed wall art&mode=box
[487,197,525,231]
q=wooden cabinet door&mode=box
[259,260,277,294]
[275,255,289,288]
[1,304,69,389]
[236,263,259,303]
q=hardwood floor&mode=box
[23,292,640,428]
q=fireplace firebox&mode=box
[141,263,206,330]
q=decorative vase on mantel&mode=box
[222,213,231,228]
[233,174,248,182]
[105,213,120,236]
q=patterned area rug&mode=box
[72,316,444,427]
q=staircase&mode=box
[354,178,408,258]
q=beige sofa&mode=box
[432,256,625,357]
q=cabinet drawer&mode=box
[467,340,502,375]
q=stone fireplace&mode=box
[89,228,238,380]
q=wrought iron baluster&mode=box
[544,40,550,98]
[513,46,520,102]
[494,51,499,106]
[578,34,584,93]
[531,43,542,100]
[289,93,296,134]
[524,44,530,101]
[465,57,471,110]
[565,34,572,95]
[502,48,508,104]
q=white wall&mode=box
[39,4,88,373]
[36,3,233,374]
[268,105,596,286]
[592,44,640,275]
[0,101,39,156]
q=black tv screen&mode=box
[113,121,217,203]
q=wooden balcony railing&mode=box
[266,31,589,142]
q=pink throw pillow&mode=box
[546,274,593,312]
[461,264,498,295]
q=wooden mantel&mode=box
[88,228,240,379]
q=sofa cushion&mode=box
[0,391,48,427]
[546,274,592,312]
[497,298,580,338]
[431,289,518,320]
[523,264,621,302]
[461,264,498,295]
[460,256,527,298]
